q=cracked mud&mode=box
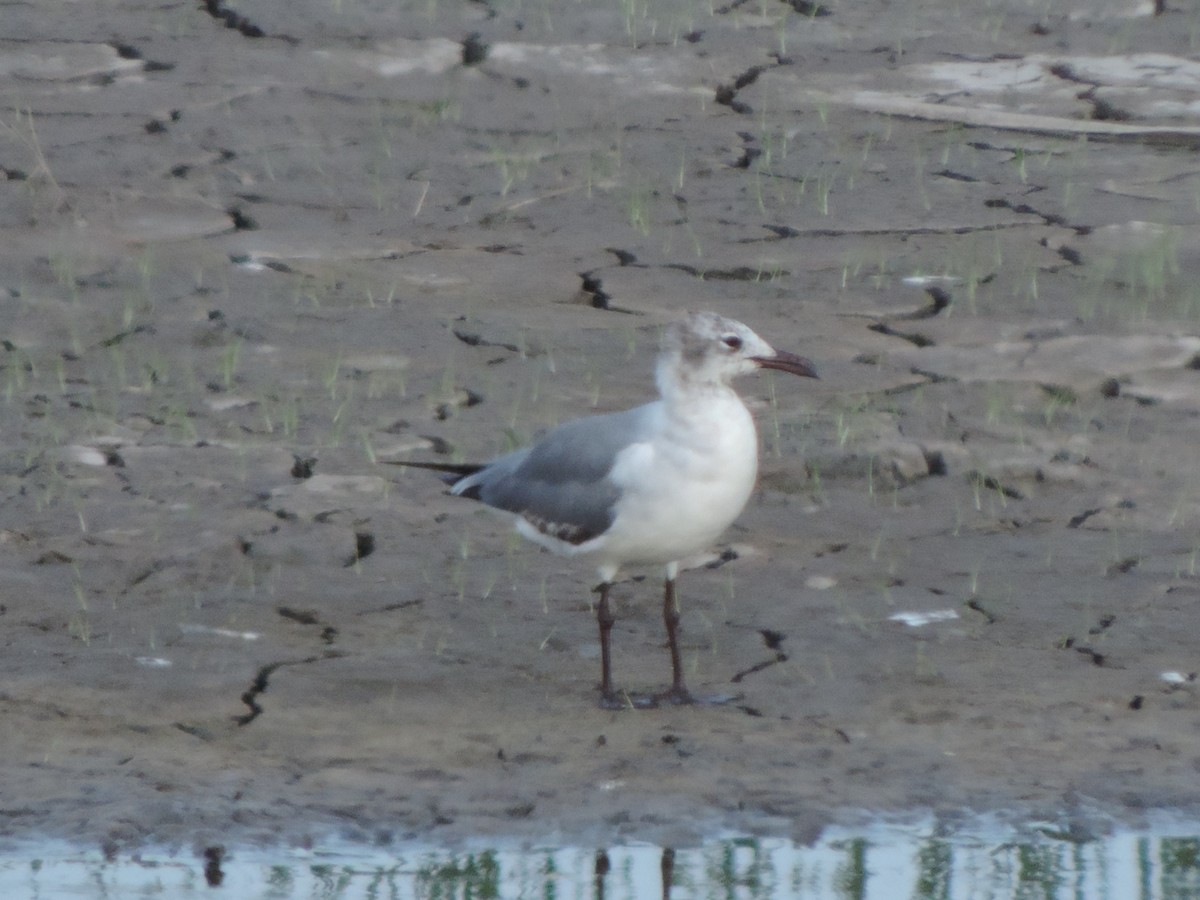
[2,0,1200,854]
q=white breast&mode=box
[597,389,759,570]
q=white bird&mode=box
[397,312,817,707]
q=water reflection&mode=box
[1,822,1198,898]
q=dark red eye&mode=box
[722,335,743,350]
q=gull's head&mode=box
[658,311,818,394]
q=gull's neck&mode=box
[655,356,740,412]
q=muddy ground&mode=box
[2,0,1200,855]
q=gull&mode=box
[396,311,817,708]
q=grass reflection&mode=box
[4,823,1200,898]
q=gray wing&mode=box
[453,403,659,545]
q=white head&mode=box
[656,311,817,398]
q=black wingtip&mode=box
[384,459,485,487]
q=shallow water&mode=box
[5,819,1199,899]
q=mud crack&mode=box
[290,455,316,479]
[900,286,953,320]
[781,0,831,14]
[461,33,488,66]
[200,0,265,37]
[864,284,953,348]
[199,0,297,43]
[235,654,335,726]
[731,629,788,683]
[933,169,980,183]
[704,548,739,570]
[747,221,1027,240]
[983,197,1090,234]
[968,470,1024,500]
[451,325,521,353]
[1074,645,1107,667]
[339,530,376,568]
[1058,633,1117,668]
[731,132,762,169]
[575,272,640,313]
[715,66,763,114]
[965,597,998,624]
[718,0,830,16]
[594,249,782,283]
[578,272,612,309]
[1105,557,1139,577]
[868,321,934,347]
[665,262,788,281]
[1047,64,1132,122]
[277,606,339,644]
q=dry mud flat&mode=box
[2,0,1200,853]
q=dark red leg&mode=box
[594,582,618,705]
[661,577,693,703]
